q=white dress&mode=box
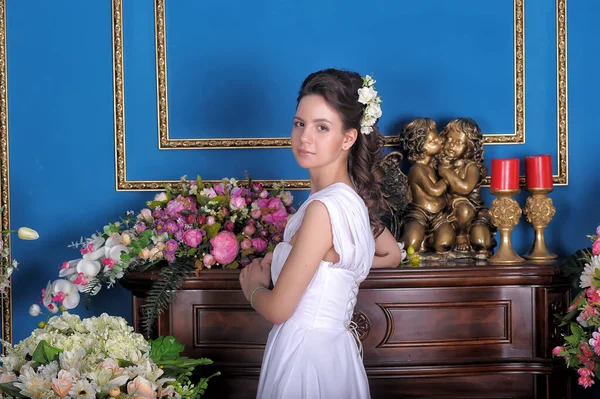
[256,182,375,399]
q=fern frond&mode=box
[140,258,196,339]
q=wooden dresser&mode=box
[122,261,571,399]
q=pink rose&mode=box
[203,254,216,267]
[207,216,216,226]
[127,376,157,399]
[210,231,240,265]
[230,196,246,209]
[259,190,269,199]
[204,188,217,198]
[51,370,75,398]
[197,215,206,225]
[139,208,153,223]
[183,229,203,248]
[224,221,235,231]
[593,239,600,256]
[241,238,252,250]
[251,237,268,253]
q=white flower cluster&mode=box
[357,75,383,135]
[0,313,181,398]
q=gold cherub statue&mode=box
[381,117,496,261]
[437,118,496,257]
[399,118,455,253]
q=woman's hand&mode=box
[239,256,272,302]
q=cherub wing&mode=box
[380,151,411,241]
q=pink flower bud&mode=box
[251,209,262,219]
[243,224,256,236]
[241,238,252,250]
[224,221,235,231]
[207,216,216,226]
[259,190,269,199]
[203,254,216,267]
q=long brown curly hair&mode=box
[297,69,387,239]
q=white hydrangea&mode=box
[0,312,180,398]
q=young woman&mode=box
[239,68,402,398]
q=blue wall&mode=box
[4,0,598,396]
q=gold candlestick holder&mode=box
[523,187,557,261]
[488,189,525,264]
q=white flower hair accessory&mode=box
[357,75,382,135]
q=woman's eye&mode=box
[294,121,304,128]
[317,125,329,132]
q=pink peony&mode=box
[257,197,288,224]
[183,229,203,248]
[210,231,240,265]
[251,237,268,253]
[593,239,600,256]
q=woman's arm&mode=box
[371,227,402,268]
[247,200,333,325]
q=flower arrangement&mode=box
[553,225,600,389]
[0,205,39,297]
[0,312,218,398]
[31,176,295,337]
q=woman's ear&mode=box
[342,128,358,151]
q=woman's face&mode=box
[291,94,354,170]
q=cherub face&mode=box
[442,129,468,160]
[423,128,443,156]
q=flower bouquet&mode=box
[32,176,295,337]
[0,312,218,398]
[553,225,600,388]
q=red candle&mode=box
[525,154,553,189]
[490,158,520,190]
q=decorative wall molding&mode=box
[112,0,568,190]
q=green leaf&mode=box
[570,322,585,339]
[150,336,185,362]
[117,358,137,368]
[188,248,198,256]
[0,382,27,397]
[204,223,221,239]
[225,261,240,269]
[565,334,580,346]
[31,340,63,365]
